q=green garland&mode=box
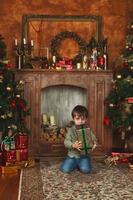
[50,31,86,60]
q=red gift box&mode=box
[111,152,131,163]
[3,150,16,164]
[126,97,133,104]
[15,135,28,149]
[16,149,28,161]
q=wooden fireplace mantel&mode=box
[15,69,113,157]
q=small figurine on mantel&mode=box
[90,47,98,70]
[51,55,57,69]
[82,54,88,70]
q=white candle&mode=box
[77,63,81,69]
[46,48,49,59]
[42,114,48,124]
[23,38,26,45]
[50,115,56,126]
[15,39,18,46]
[53,56,56,63]
[31,40,34,46]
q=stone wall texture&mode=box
[0,0,133,69]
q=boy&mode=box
[60,105,97,173]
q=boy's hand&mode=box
[92,143,97,151]
[72,141,82,151]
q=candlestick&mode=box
[15,47,23,69]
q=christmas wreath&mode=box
[50,31,86,60]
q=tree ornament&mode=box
[130,66,133,70]
[19,101,25,110]
[109,103,114,107]
[6,86,11,91]
[130,22,133,29]
[127,126,131,131]
[11,99,16,108]
[1,115,6,119]
[103,116,110,126]
[128,47,133,51]
[121,130,126,140]
[124,103,132,114]
[0,75,3,83]
[126,45,129,49]
[5,62,13,68]
[7,112,12,118]
[116,74,122,79]
[16,94,21,98]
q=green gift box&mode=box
[76,125,94,154]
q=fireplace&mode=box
[15,69,113,157]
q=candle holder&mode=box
[22,43,34,68]
[14,39,34,69]
[15,45,23,69]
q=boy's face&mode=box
[73,114,87,125]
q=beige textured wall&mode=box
[0,0,133,68]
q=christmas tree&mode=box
[0,35,30,139]
[104,22,133,145]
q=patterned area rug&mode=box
[20,159,133,200]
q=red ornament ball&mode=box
[11,100,16,108]
[103,116,110,126]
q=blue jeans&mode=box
[60,155,92,173]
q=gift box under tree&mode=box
[16,149,28,161]
[15,134,28,149]
[15,134,28,162]
[1,134,29,165]
[3,150,16,166]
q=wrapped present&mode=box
[57,57,73,69]
[111,152,133,163]
[76,125,94,154]
[3,150,16,164]
[16,149,28,161]
[66,64,73,71]
[1,136,11,151]
[1,165,18,174]
[15,134,28,149]
[126,97,133,104]
[10,137,16,150]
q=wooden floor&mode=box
[0,171,20,200]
